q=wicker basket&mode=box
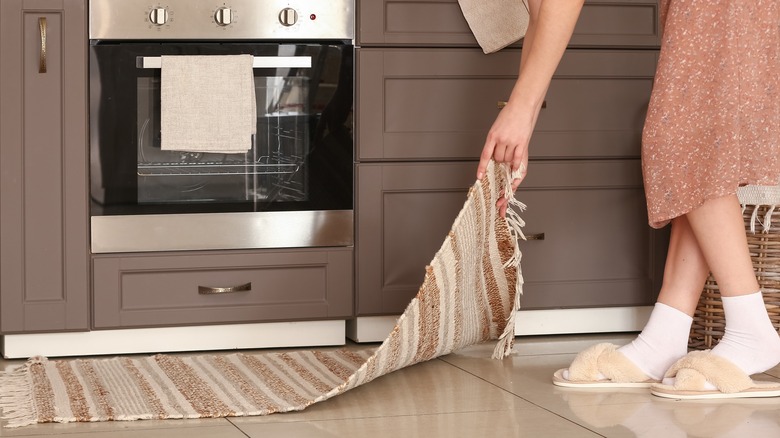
[688,203,780,349]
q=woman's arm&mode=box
[477,0,585,212]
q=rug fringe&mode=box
[492,163,527,359]
[0,361,38,428]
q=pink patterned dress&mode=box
[642,0,780,228]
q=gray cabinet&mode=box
[358,48,658,161]
[356,161,666,315]
[358,0,661,48]
[356,162,475,314]
[93,248,353,328]
[355,0,666,317]
[0,0,89,333]
[510,160,666,309]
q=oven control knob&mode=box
[278,7,298,27]
[149,7,168,26]
[214,7,233,26]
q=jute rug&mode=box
[0,161,526,428]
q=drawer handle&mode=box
[198,282,252,295]
[38,17,47,73]
[497,100,546,109]
[525,233,545,241]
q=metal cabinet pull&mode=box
[198,282,252,295]
[524,233,545,241]
[38,17,47,73]
[497,100,546,109]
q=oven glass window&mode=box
[136,76,309,205]
[90,43,353,216]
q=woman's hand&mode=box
[477,99,536,217]
[474,0,585,218]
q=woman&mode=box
[479,0,780,399]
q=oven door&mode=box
[89,42,353,253]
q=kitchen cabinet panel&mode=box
[93,248,353,329]
[356,162,476,315]
[354,1,666,324]
[358,48,657,161]
[516,160,667,309]
[358,0,660,48]
[0,0,89,333]
[355,161,667,315]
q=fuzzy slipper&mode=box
[552,343,658,388]
[650,350,780,400]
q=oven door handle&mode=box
[137,56,312,69]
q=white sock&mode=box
[711,291,780,376]
[617,302,693,380]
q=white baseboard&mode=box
[346,306,652,343]
[3,307,653,358]
[1,320,345,359]
[513,306,652,336]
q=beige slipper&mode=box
[552,343,658,388]
[650,351,780,400]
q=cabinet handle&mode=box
[498,100,546,109]
[38,17,47,73]
[524,233,545,241]
[198,282,252,295]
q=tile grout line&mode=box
[434,358,609,437]
[226,417,253,437]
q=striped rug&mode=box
[0,161,525,428]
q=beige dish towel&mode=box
[161,55,256,153]
[457,0,530,54]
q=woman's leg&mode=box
[656,215,712,315]
[685,194,759,297]
[685,194,780,375]
[615,215,709,380]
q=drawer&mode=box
[358,0,660,48]
[355,160,667,314]
[517,160,668,309]
[92,248,353,329]
[358,48,657,161]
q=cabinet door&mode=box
[0,0,89,333]
[358,48,657,161]
[356,162,479,315]
[356,161,667,315]
[517,160,667,309]
[358,0,661,48]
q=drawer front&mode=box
[517,160,667,309]
[92,248,353,329]
[358,48,657,161]
[358,0,660,48]
[356,160,667,314]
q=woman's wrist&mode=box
[507,82,545,112]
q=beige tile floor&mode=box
[1,333,779,437]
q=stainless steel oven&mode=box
[89,0,354,253]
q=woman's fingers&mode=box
[497,144,513,167]
[477,138,497,180]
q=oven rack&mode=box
[137,162,300,177]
